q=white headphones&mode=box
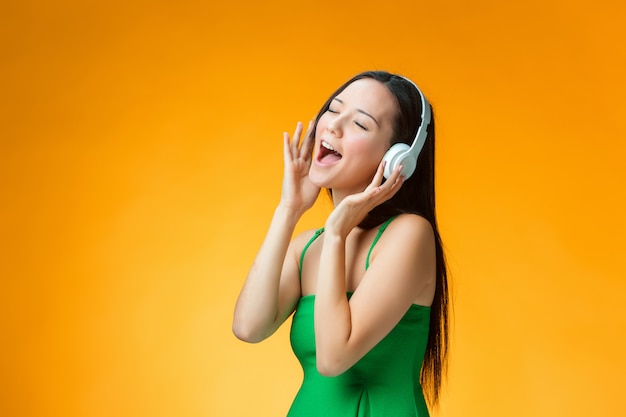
[382,76,431,179]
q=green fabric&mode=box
[365,215,397,270]
[299,228,324,281]
[288,217,431,417]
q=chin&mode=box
[308,168,328,188]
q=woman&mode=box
[233,70,450,416]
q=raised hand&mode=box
[279,121,321,215]
[324,160,405,238]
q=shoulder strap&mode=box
[299,228,324,281]
[366,216,398,270]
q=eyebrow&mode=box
[333,98,380,127]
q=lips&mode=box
[317,140,342,165]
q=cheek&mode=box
[349,135,390,163]
[315,113,329,137]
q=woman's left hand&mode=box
[324,161,405,239]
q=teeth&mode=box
[322,141,335,151]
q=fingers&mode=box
[283,131,294,165]
[291,122,304,154]
[366,160,387,191]
[283,122,303,161]
[368,162,404,203]
[300,120,315,160]
[385,163,405,190]
[284,120,316,164]
[383,165,405,194]
[368,161,403,191]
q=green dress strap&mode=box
[299,215,398,279]
[366,215,398,270]
[299,228,324,281]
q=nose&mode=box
[326,114,343,138]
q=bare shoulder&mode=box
[390,212,433,230]
[293,228,322,242]
[288,228,324,260]
[366,213,436,306]
[381,213,435,247]
[291,228,323,249]
[368,214,436,277]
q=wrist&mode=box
[274,204,304,225]
[322,225,349,242]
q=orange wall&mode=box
[1,1,625,416]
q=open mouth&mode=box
[317,140,342,164]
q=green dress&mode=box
[287,217,431,417]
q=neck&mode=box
[329,185,368,207]
[330,189,346,207]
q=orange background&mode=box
[1,1,625,416]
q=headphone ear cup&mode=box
[382,143,411,179]
[397,154,417,179]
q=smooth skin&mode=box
[233,79,436,377]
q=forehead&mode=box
[335,78,399,124]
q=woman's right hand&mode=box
[279,121,321,215]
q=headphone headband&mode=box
[401,76,431,160]
[382,76,431,179]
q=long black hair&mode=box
[309,70,450,408]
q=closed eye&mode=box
[355,121,368,131]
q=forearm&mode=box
[233,205,301,342]
[314,231,353,375]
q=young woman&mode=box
[233,70,450,417]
